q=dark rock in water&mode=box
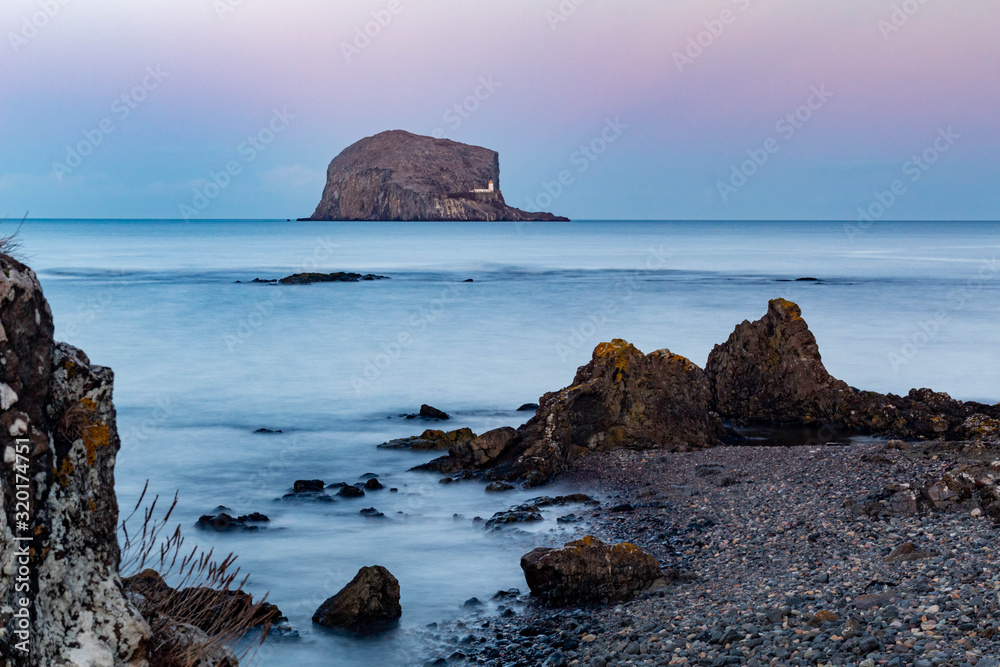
[556,513,582,524]
[527,494,598,507]
[415,426,521,474]
[312,566,402,632]
[379,427,475,451]
[360,472,379,479]
[463,278,474,283]
[337,485,365,498]
[463,597,483,608]
[491,588,521,601]
[419,404,450,420]
[517,403,540,411]
[484,505,543,530]
[294,479,325,493]
[254,427,282,433]
[796,277,820,281]
[360,507,386,519]
[304,130,568,222]
[364,478,384,490]
[196,512,270,532]
[485,481,515,493]
[706,299,999,438]
[520,536,664,605]
[278,272,389,285]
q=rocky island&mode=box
[303,130,569,222]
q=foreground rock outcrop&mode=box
[707,299,999,438]
[411,299,999,488]
[305,130,569,222]
[520,536,664,605]
[1,254,149,666]
[312,566,401,633]
[419,340,720,485]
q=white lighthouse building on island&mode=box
[471,179,495,194]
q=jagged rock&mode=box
[520,536,664,605]
[1,253,150,666]
[488,341,720,485]
[706,299,999,438]
[706,298,855,425]
[415,427,522,474]
[294,479,325,493]
[418,404,449,420]
[379,427,475,451]
[196,511,270,532]
[312,566,401,632]
[484,505,544,530]
[305,130,568,222]
[337,485,365,498]
[278,272,388,285]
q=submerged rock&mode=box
[379,427,474,450]
[196,511,270,532]
[312,565,402,633]
[520,536,664,605]
[278,272,389,285]
[418,404,450,420]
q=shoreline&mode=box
[420,440,1000,666]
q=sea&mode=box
[13,219,1000,666]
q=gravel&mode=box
[420,440,1000,666]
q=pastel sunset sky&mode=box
[1,0,997,220]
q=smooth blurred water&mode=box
[13,219,1000,666]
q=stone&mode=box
[196,511,270,532]
[312,565,402,632]
[520,535,664,605]
[0,253,150,665]
[483,340,720,485]
[416,426,521,474]
[379,427,475,451]
[277,272,388,285]
[419,404,450,420]
[364,477,384,490]
[305,130,568,222]
[337,485,365,498]
[517,403,540,411]
[294,479,325,493]
[706,299,999,437]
